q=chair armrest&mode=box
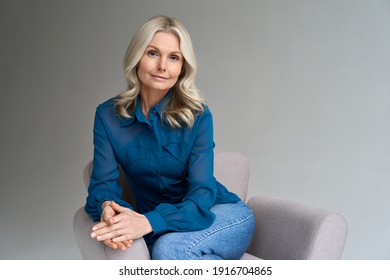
[73,207,151,260]
[246,195,348,260]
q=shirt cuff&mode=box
[144,210,167,235]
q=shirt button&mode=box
[153,110,157,114]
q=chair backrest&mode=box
[214,150,249,201]
[83,150,250,202]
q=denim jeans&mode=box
[150,201,255,260]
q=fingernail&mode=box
[91,233,96,238]
[97,236,102,240]
[92,226,97,231]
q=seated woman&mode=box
[85,15,255,260]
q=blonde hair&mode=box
[115,15,204,128]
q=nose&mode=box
[157,57,167,72]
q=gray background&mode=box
[1,0,389,259]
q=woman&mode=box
[85,15,254,260]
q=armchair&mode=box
[73,151,348,260]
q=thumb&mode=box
[110,201,127,213]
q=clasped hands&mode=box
[90,201,152,250]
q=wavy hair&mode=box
[115,15,204,128]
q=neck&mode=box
[140,89,167,119]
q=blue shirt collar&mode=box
[119,89,173,127]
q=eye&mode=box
[169,55,181,62]
[147,50,159,57]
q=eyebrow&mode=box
[147,45,182,55]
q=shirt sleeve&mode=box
[84,108,134,222]
[144,108,218,235]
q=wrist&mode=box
[141,214,153,235]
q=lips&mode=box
[151,74,168,80]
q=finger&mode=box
[106,217,116,225]
[123,240,133,248]
[110,201,130,214]
[104,239,118,250]
[105,239,128,251]
[102,211,116,225]
[108,209,134,225]
[112,234,132,243]
[106,213,124,225]
[96,226,125,241]
[92,222,110,233]
[91,224,110,238]
[109,201,122,213]
[92,221,109,232]
[117,241,128,251]
[109,240,129,251]
[91,222,121,239]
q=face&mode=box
[138,31,184,96]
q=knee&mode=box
[152,233,186,260]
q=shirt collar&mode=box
[154,89,173,117]
[119,89,173,127]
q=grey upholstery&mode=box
[73,151,348,260]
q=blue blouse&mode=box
[84,90,240,246]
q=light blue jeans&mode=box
[151,201,255,260]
